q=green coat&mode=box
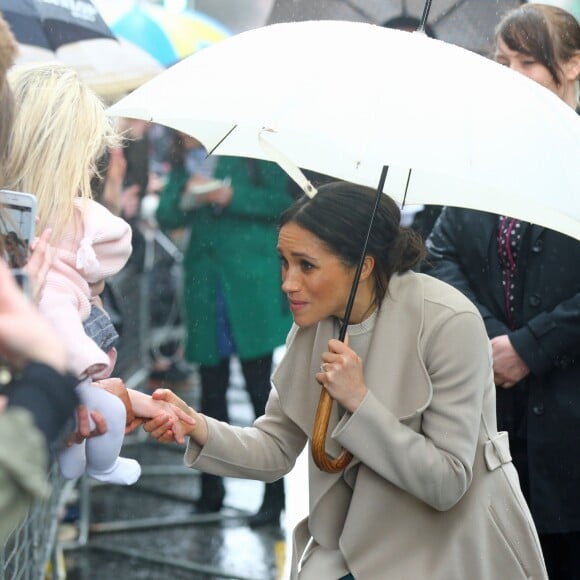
[156,156,293,366]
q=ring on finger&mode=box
[320,363,328,373]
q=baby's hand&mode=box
[147,398,195,444]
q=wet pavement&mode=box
[61,359,307,580]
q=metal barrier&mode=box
[0,463,73,580]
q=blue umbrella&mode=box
[104,3,231,67]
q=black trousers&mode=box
[510,435,580,580]
[198,354,273,503]
[199,353,273,423]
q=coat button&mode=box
[532,403,545,416]
[531,241,543,253]
[555,354,573,369]
[529,295,541,307]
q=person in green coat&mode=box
[156,136,293,526]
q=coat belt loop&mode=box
[484,431,513,471]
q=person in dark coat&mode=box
[426,5,580,579]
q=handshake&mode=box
[70,379,201,447]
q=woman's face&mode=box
[495,37,562,96]
[277,222,355,327]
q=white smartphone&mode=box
[0,190,37,295]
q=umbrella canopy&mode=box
[95,1,231,67]
[267,0,521,54]
[107,20,580,241]
[0,0,114,51]
[15,37,162,100]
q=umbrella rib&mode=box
[430,0,470,26]
[206,125,237,157]
[401,169,412,209]
[418,0,434,33]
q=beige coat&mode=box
[185,272,547,579]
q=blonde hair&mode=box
[0,14,18,169]
[3,62,120,239]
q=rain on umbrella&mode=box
[0,0,114,50]
[96,1,231,67]
[107,18,580,472]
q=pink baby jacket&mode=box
[39,199,132,379]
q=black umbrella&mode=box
[0,0,114,52]
[268,0,523,55]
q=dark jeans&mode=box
[198,354,273,503]
[199,353,273,422]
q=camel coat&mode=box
[185,272,547,579]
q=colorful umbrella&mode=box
[96,1,231,67]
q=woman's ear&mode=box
[563,53,580,82]
[360,255,375,281]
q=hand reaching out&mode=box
[143,389,207,446]
[128,389,197,444]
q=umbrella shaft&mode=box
[338,165,389,341]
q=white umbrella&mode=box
[107,20,580,240]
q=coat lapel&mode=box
[272,272,433,442]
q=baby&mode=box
[41,198,192,485]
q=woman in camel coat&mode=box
[145,182,547,579]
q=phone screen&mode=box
[0,202,33,268]
[0,191,37,294]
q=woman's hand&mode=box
[24,228,53,304]
[315,335,368,413]
[65,404,108,447]
[143,388,208,446]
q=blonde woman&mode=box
[3,63,194,485]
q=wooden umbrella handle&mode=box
[312,388,353,473]
[311,169,388,474]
